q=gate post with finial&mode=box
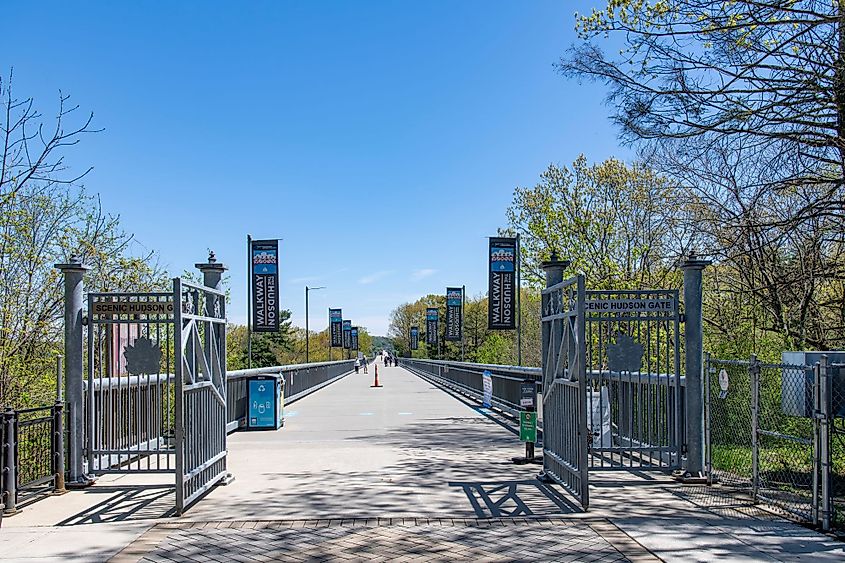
[679,251,711,482]
[55,255,91,486]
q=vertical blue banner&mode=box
[251,239,280,332]
[329,308,343,347]
[445,287,463,341]
[343,320,352,349]
[488,237,516,330]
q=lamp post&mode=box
[305,285,325,363]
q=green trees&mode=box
[387,288,541,366]
[507,155,681,289]
[0,75,164,407]
[562,1,845,215]
[556,1,845,355]
[226,319,375,369]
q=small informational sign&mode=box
[329,308,343,347]
[520,381,535,408]
[585,298,675,313]
[520,411,537,443]
[482,370,493,407]
[92,300,174,316]
[718,368,729,399]
[588,388,612,447]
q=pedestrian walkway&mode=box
[2,364,843,562]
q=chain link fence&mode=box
[829,362,844,530]
[705,354,844,532]
[705,358,754,491]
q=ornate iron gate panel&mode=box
[585,290,681,469]
[174,278,228,514]
[86,292,176,474]
[541,274,589,509]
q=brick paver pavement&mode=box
[112,517,657,563]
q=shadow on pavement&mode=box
[450,478,581,517]
[57,485,175,526]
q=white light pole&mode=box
[305,285,326,363]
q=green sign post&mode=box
[519,411,537,443]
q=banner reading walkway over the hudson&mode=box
[251,239,279,332]
[410,326,419,350]
[488,237,516,330]
[329,308,343,347]
[343,320,352,349]
[445,287,462,341]
[425,308,438,345]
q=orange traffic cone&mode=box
[371,364,382,387]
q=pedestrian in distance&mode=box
[354,358,360,374]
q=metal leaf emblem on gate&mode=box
[124,336,162,375]
[607,333,643,373]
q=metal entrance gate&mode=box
[585,290,682,470]
[541,274,589,509]
[174,278,228,514]
[87,291,176,475]
[540,271,683,510]
[86,278,228,514]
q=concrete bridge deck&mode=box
[2,364,843,561]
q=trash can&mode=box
[247,374,284,430]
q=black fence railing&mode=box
[226,359,356,432]
[2,403,65,518]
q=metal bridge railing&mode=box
[226,359,356,432]
[400,358,689,456]
[83,374,175,474]
[398,358,541,419]
[2,403,66,517]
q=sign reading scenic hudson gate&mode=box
[585,298,675,313]
[92,300,174,316]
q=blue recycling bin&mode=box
[247,374,284,430]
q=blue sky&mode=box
[5,1,628,335]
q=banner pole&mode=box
[516,233,522,366]
[461,285,466,362]
[437,309,441,360]
[247,234,252,369]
